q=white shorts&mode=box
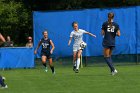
[73,45,81,52]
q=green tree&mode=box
[0,0,32,46]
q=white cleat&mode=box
[111,69,118,76]
[1,85,8,89]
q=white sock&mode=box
[76,58,80,70]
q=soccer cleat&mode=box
[1,85,8,89]
[75,69,79,73]
[111,69,118,75]
[45,67,48,72]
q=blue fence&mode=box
[33,6,140,58]
[0,47,34,68]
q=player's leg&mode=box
[48,58,55,74]
[73,52,77,71]
[75,49,82,73]
[104,48,115,73]
[41,55,48,72]
[109,47,118,75]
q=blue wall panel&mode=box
[33,6,140,57]
[0,48,34,68]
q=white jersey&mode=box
[70,29,87,46]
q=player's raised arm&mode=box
[50,40,55,54]
[85,32,96,38]
[68,37,72,46]
[34,40,42,54]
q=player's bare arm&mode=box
[85,32,96,37]
[50,40,55,54]
[68,37,72,46]
[34,41,42,54]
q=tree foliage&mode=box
[31,0,140,10]
[0,0,32,46]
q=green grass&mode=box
[1,65,140,93]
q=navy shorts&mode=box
[103,45,115,50]
[41,51,52,59]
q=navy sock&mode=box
[50,66,54,73]
[43,63,46,67]
[0,76,6,87]
[104,57,115,72]
[109,57,115,71]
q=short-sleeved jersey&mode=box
[70,29,87,46]
[102,21,120,46]
[40,38,51,52]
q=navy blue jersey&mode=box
[40,38,51,52]
[102,21,120,46]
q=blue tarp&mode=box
[33,6,140,58]
[136,6,140,53]
[0,47,34,68]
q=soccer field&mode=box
[1,65,140,93]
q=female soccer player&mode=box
[34,30,55,74]
[101,12,120,75]
[68,21,96,73]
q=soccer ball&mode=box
[80,42,87,49]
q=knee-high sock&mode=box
[50,66,55,73]
[104,57,115,72]
[76,58,80,70]
[43,63,46,67]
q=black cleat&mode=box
[75,69,79,73]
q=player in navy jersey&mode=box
[101,12,121,75]
[34,31,55,74]
[68,21,96,73]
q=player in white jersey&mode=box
[68,21,96,73]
